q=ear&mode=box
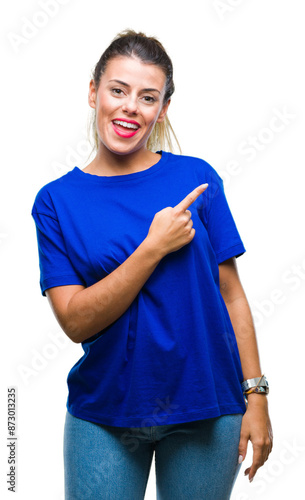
[88,79,97,109]
[156,99,171,123]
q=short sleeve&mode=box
[31,207,86,296]
[204,171,246,264]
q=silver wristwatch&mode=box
[241,375,269,395]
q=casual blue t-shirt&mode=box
[31,151,247,427]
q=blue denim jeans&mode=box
[63,410,243,499]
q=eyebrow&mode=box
[108,79,161,94]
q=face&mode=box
[88,56,170,156]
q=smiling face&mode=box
[88,56,170,156]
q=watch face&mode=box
[255,387,267,393]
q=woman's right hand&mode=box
[45,183,208,343]
[145,184,208,258]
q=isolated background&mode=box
[1,1,305,498]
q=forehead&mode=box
[102,55,166,91]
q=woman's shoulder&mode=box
[166,151,222,183]
[32,168,76,215]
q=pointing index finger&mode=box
[174,184,208,212]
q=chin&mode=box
[103,139,144,157]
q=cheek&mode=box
[97,95,116,120]
[143,106,162,127]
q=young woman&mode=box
[32,30,273,499]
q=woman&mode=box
[32,30,273,499]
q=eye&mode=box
[111,88,124,95]
[142,95,156,103]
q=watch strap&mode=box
[241,375,269,394]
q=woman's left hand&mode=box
[238,395,273,482]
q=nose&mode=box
[122,95,138,115]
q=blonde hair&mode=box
[86,29,181,158]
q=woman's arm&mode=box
[219,257,273,482]
[46,238,162,343]
[219,257,262,380]
[46,184,207,344]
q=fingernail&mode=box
[249,477,254,483]
[238,455,243,464]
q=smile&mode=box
[113,120,140,130]
[112,119,141,138]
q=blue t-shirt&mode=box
[31,151,247,427]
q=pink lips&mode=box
[112,118,141,138]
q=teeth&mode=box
[113,120,139,130]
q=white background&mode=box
[1,1,305,498]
